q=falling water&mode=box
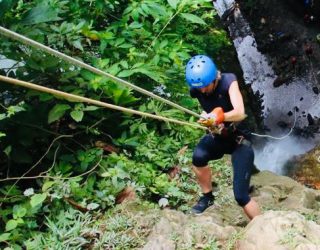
[213,0,319,173]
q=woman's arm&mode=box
[223,80,246,122]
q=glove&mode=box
[211,107,224,124]
[198,107,224,127]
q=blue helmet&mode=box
[185,55,217,88]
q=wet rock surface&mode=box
[285,144,320,190]
[212,1,320,183]
[213,0,320,136]
[238,0,320,88]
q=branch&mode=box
[0,155,103,182]
[145,2,186,53]
[0,134,72,206]
[64,197,88,212]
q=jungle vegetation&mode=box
[0,0,232,248]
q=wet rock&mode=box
[291,56,297,66]
[286,144,320,190]
[277,121,289,128]
[307,113,315,125]
[276,32,292,43]
[312,86,319,95]
[303,43,313,56]
[273,76,290,87]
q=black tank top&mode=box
[190,73,236,113]
[190,73,252,138]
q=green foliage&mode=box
[30,193,47,208]
[0,0,232,247]
[21,0,63,25]
[0,0,18,19]
[2,103,26,118]
[180,13,207,25]
[48,104,71,123]
[0,101,26,140]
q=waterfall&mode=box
[213,0,318,173]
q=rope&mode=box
[250,107,297,140]
[0,26,201,119]
[0,75,206,130]
[250,68,298,140]
[0,27,300,140]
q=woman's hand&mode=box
[197,108,224,127]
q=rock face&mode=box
[285,144,320,190]
[142,171,320,249]
[234,0,320,133]
[251,171,320,212]
[238,211,320,250]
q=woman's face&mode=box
[199,80,217,94]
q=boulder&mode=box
[142,171,320,249]
[142,209,238,249]
[251,171,320,212]
[237,211,320,250]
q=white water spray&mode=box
[253,136,315,174]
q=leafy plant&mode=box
[0,0,232,247]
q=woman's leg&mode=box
[243,199,261,220]
[191,135,224,213]
[232,144,261,220]
[192,135,225,192]
[192,165,213,193]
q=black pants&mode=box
[192,134,254,207]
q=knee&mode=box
[192,148,210,167]
[234,194,251,207]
